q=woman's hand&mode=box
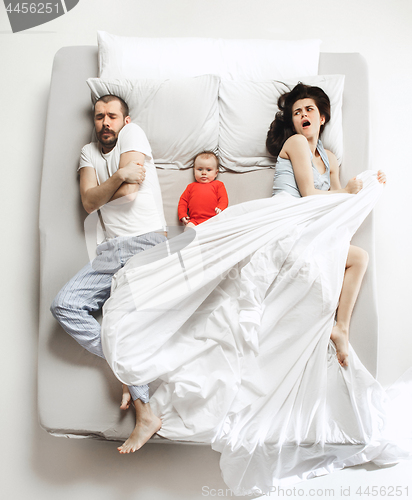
[181,217,190,225]
[344,177,363,194]
[377,170,387,185]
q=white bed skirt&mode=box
[101,171,411,495]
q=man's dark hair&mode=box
[94,95,130,119]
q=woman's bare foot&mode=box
[118,400,161,454]
[120,384,131,410]
[331,324,349,367]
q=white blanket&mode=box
[101,171,410,495]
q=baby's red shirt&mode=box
[178,180,229,225]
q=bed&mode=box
[38,35,377,450]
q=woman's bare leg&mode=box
[331,245,369,367]
[118,399,162,453]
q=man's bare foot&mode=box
[120,384,131,410]
[331,324,349,367]
[117,400,161,454]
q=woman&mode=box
[266,83,386,367]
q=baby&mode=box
[178,151,228,228]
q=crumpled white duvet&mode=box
[101,170,411,495]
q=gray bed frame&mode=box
[39,46,376,441]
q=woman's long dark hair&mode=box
[266,83,331,158]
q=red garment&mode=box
[178,180,229,225]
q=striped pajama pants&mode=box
[50,232,166,403]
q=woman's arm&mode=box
[282,135,362,197]
[327,150,365,194]
[328,150,342,190]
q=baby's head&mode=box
[193,151,219,184]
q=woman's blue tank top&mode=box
[272,139,330,198]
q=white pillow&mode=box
[98,31,321,81]
[87,75,220,169]
[218,75,345,172]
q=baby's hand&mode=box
[377,170,387,185]
[181,217,190,225]
[215,207,222,214]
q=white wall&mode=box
[1,0,411,498]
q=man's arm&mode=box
[109,151,146,201]
[80,151,145,214]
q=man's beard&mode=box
[97,129,118,149]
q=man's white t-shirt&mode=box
[79,123,166,240]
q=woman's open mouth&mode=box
[302,120,311,128]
